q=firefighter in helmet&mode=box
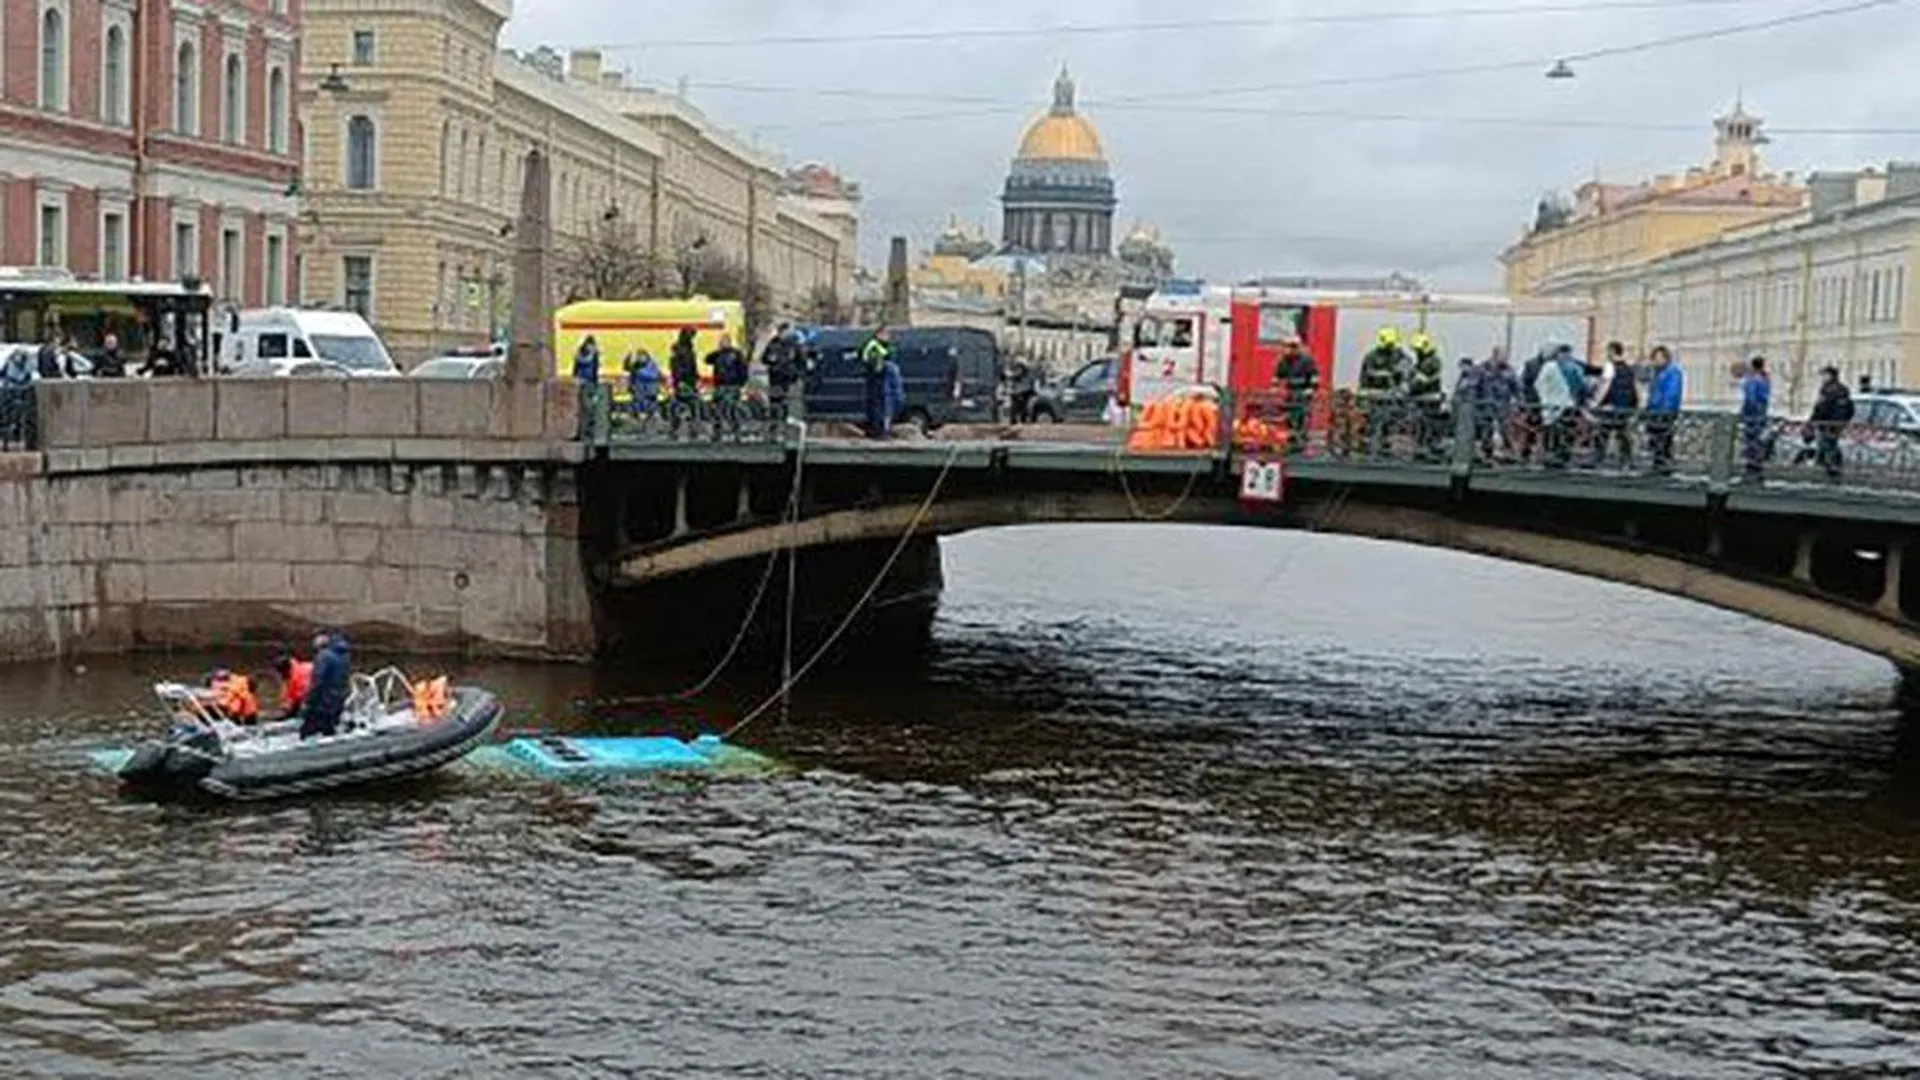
[1357,326,1410,457]
[1407,330,1447,458]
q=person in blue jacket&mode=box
[624,349,662,422]
[1739,355,1772,481]
[879,354,905,438]
[1642,345,1684,475]
[299,631,352,740]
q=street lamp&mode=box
[1545,59,1575,79]
[319,64,350,94]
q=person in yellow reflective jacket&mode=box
[861,327,895,439]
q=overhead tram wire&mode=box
[586,0,1804,51]
[708,0,1912,132]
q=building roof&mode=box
[1015,68,1105,163]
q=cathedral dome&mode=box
[1014,68,1106,163]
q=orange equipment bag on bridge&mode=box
[1125,390,1225,452]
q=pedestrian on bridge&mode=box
[1274,335,1317,453]
[708,334,751,441]
[1587,341,1639,468]
[1475,347,1521,461]
[1804,365,1853,481]
[1643,345,1683,476]
[862,327,895,439]
[625,349,663,424]
[1408,332,1446,460]
[669,328,700,438]
[1537,344,1588,469]
[1740,356,1772,482]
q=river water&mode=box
[3,525,1919,1079]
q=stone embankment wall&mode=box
[0,379,591,663]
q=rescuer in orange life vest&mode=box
[268,644,314,718]
[204,669,260,724]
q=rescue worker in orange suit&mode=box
[1273,335,1318,454]
[268,644,314,719]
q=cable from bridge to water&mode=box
[726,443,965,739]
[602,427,808,708]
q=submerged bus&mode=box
[0,267,214,374]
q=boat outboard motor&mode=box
[118,721,223,795]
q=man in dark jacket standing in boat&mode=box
[299,632,351,739]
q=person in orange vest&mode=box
[204,668,260,724]
[267,644,314,719]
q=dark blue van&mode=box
[798,326,1002,431]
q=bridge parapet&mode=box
[29,378,582,471]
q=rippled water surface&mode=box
[4,525,1919,1078]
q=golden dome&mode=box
[1013,67,1105,162]
[1017,113,1105,162]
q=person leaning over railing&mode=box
[1739,357,1772,482]
[1642,345,1684,477]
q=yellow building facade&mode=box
[1501,106,1806,305]
[296,1,858,362]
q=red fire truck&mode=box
[1117,282,1595,408]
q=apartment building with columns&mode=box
[296,0,859,363]
[0,0,301,300]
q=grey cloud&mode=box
[506,0,1920,289]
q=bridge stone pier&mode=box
[0,378,591,662]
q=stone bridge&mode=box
[6,378,1920,676]
[591,412,1920,672]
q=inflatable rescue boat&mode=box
[108,668,502,802]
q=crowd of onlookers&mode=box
[1320,331,1872,481]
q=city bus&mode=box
[0,267,215,374]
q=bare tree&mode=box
[685,253,774,345]
[802,283,849,326]
[555,215,665,302]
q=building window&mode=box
[342,255,373,316]
[173,220,196,278]
[265,233,284,304]
[102,25,126,125]
[174,42,198,135]
[38,200,63,267]
[267,66,287,153]
[220,227,240,300]
[438,121,451,195]
[292,253,304,303]
[351,29,375,65]
[101,211,125,280]
[222,53,243,143]
[345,115,376,190]
[456,129,468,200]
[39,7,64,111]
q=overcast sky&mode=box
[502,0,1920,289]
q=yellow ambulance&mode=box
[552,297,746,398]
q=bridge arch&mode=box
[615,492,1920,671]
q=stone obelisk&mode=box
[507,148,552,385]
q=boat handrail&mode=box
[342,666,419,731]
[151,681,244,743]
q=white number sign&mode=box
[1240,458,1284,503]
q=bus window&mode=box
[1133,317,1161,348]
[1168,317,1195,349]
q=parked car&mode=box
[411,354,504,379]
[1029,356,1117,424]
[798,326,1002,431]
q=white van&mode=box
[216,308,399,377]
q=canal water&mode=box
[2,525,1917,1079]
